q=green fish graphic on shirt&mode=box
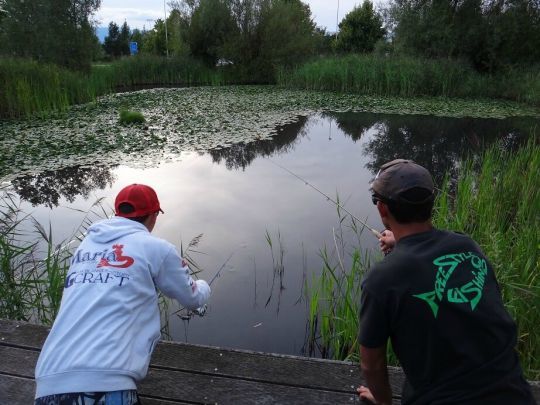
[413,252,488,318]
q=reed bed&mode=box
[0,56,224,119]
[278,55,540,105]
[305,138,540,379]
[0,186,107,324]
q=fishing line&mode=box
[268,159,383,239]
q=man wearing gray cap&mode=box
[357,160,534,404]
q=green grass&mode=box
[305,138,540,379]
[278,54,540,106]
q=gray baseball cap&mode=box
[370,159,434,204]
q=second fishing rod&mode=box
[269,159,383,240]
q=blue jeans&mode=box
[35,390,140,405]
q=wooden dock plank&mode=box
[151,341,406,393]
[0,319,405,394]
[142,368,361,405]
[0,374,35,405]
[0,346,39,377]
[0,347,374,404]
[1,319,538,404]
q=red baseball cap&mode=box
[115,184,164,218]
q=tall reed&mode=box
[304,203,374,361]
[0,56,225,119]
[278,54,540,105]
[0,186,107,324]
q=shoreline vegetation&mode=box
[305,138,539,380]
[1,55,539,119]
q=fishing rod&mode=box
[175,251,235,320]
[269,159,383,239]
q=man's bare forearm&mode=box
[361,364,393,405]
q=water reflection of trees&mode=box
[12,165,116,208]
[324,112,382,142]
[209,116,309,170]
[327,112,533,183]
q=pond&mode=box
[2,87,538,357]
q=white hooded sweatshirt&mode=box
[35,217,210,398]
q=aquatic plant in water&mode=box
[119,109,145,126]
[1,86,539,181]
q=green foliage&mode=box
[142,19,169,56]
[432,138,540,379]
[0,0,101,71]
[335,1,386,54]
[119,109,145,125]
[166,9,191,57]
[388,0,540,72]
[256,0,316,79]
[188,0,239,66]
[103,21,130,58]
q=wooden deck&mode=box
[1,319,539,404]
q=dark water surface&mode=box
[10,112,536,356]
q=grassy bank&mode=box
[2,55,540,119]
[306,138,540,379]
[278,54,540,106]
[0,56,224,119]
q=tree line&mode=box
[1,0,539,77]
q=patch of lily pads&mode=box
[1,85,539,181]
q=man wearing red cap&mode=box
[357,160,534,404]
[34,184,211,405]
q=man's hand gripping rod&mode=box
[177,251,235,320]
[269,159,382,239]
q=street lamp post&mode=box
[164,0,169,57]
[335,0,340,40]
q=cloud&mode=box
[96,7,164,29]
[95,0,387,31]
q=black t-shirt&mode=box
[359,229,535,404]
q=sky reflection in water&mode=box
[12,112,535,356]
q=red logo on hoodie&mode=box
[97,244,134,268]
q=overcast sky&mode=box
[96,0,386,32]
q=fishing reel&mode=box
[192,304,207,317]
[178,304,207,321]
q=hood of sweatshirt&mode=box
[87,217,148,244]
